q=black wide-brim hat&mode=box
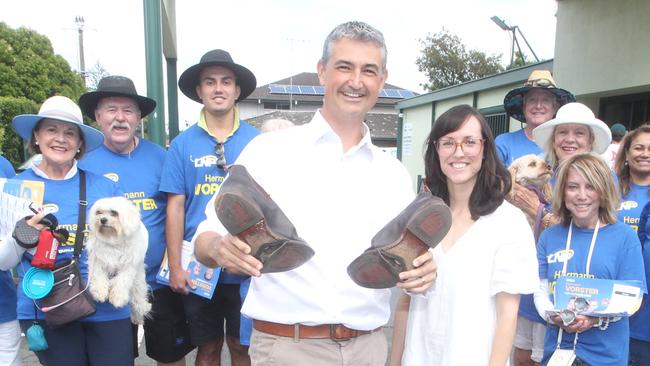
[178,49,256,103]
[78,75,157,121]
[503,70,575,123]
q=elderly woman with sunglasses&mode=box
[534,153,646,366]
[390,105,538,366]
[0,96,133,366]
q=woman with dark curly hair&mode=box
[390,105,539,365]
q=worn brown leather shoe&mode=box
[216,165,314,273]
[347,192,451,288]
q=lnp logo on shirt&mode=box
[103,173,119,182]
[619,200,637,211]
[190,155,219,168]
[547,249,574,264]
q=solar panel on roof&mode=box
[269,85,287,94]
[379,90,389,98]
[398,90,415,98]
[299,86,316,94]
[314,86,325,95]
[384,89,400,98]
[288,85,300,94]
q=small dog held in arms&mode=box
[86,196,151,324]
[508,154,553,225]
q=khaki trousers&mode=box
[249,327,387,366]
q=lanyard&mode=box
[556,219,600,350]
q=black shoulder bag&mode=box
[40,170,96,327]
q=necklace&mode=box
[128,136,137,159]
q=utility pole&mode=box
[75,16,86,86]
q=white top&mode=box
[402,201,539,366]
[601,142,620,170]
[193,111,415,330]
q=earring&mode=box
[35,141,39,145]
[77,149,80,153]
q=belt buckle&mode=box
[329,324,352,341]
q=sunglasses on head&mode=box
[215,142,226,170]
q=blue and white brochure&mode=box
[550,276,644,318]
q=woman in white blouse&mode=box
[390,105,539,366]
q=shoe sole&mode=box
[216,193,314,273]
[348,203,451,289]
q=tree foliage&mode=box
[0,22,86,168]
[416,29,504,91]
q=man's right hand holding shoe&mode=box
[195,231,263,277]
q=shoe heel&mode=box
[347,250,404,289]
[216,193,264,235]
[406,203,451,248]
[259,241,315,273]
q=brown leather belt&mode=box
[253,320,381,341]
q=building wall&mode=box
[554,0,650,100]
[400,103,432,189]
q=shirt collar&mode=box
[198,107,240,142]
[31,159,79,180]
[307,110,374,160]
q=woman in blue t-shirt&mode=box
[534,153,646,366]
[0,96,133,366]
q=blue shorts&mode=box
[20,318,133,366]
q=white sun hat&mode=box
[532,102,611,154]
[12,95,104,152]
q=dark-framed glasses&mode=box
[435,137,485,156]
[215,142,226,170]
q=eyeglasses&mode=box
[435,137,485,156]
[215,142,226,170]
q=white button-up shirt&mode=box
[194,111,414,330]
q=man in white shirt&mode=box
[193,21,436,365]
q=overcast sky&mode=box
[2,0,558,128]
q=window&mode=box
[263,102,290,110]
[485,112,509,137]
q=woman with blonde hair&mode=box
[534,152,646,366]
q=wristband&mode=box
[12,216,40,249]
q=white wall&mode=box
[554,0,650,97]
[400,103,432,189]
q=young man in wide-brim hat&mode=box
[495,70,575,366]
[78,75,196,365]
[159,50,260,366]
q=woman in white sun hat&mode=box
[532,102,611,172]
[511,102,612,234]
[0,96,135,365]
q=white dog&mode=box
[86,196,151,324]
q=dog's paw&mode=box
[89,282,109,302]
[108,287,130,308]
[130,301,152,325]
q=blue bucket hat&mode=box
[504,70,575,123]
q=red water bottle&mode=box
[31,230,59,270]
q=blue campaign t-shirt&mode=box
[618,183,650,232]
[538,222,647,366]
[159,121,259,284]
[14,168,130,322]
[0,157,16,323]
[495,128,544,168]
[630,201,650,342]
[79,140,167,289]
[0,155,14,177]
